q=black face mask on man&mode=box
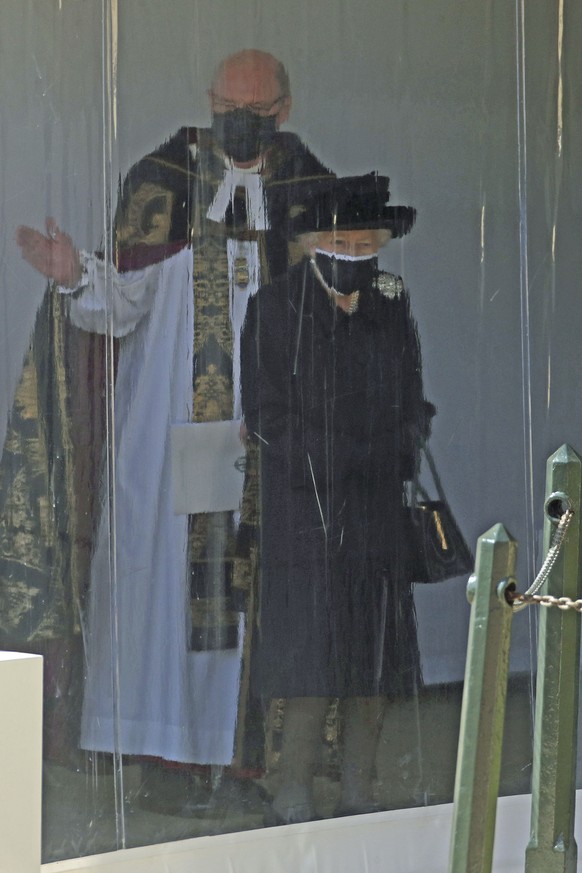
[212,108,278,164]
[314,250,379,295]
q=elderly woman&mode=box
[241,174,433,824]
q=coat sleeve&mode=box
[241,285,291,447]
[393,289,435,478]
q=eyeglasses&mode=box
[209,93,286,117]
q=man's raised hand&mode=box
[16,217,83,288]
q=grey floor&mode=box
[41,678,534,863]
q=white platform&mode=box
[41,791,582,873]
[0,652,43,873]
[1,650,579,873]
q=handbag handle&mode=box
[411,443,447,506]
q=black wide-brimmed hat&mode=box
[289,173,416,238]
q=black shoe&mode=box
[191,773,271,819]
[130,764,211,817]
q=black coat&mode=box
[241,258,432,698]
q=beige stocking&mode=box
[339,696,386,813]
[272,696,329,823]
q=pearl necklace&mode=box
[309,258,360,315]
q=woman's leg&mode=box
[272,696,329,823]
[338,695,386,814]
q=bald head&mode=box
[212,50,290,104]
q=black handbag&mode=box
[405,446,473,583]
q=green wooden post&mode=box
[525,444,582,873]
[449,524,517,873]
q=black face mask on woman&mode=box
[212,108,278,164]
[314,250,379,295]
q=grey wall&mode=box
[1,0,581,682]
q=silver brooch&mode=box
[374,272,403,299]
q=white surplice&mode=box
[63,248,243,763]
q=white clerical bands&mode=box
[206,163,269,230]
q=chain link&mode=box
[509,507,577,611]
[510,592,582,612]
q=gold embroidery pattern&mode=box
[193,236,234,374]
[0,297,79,643]
[116,182,175,247]
[193,370,233,422]
[189,228,237,647]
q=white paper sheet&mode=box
[171,420,246,514]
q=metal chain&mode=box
[509,507,576,611]
[511,592,582,613]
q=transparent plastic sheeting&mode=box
[0,0,580,864]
